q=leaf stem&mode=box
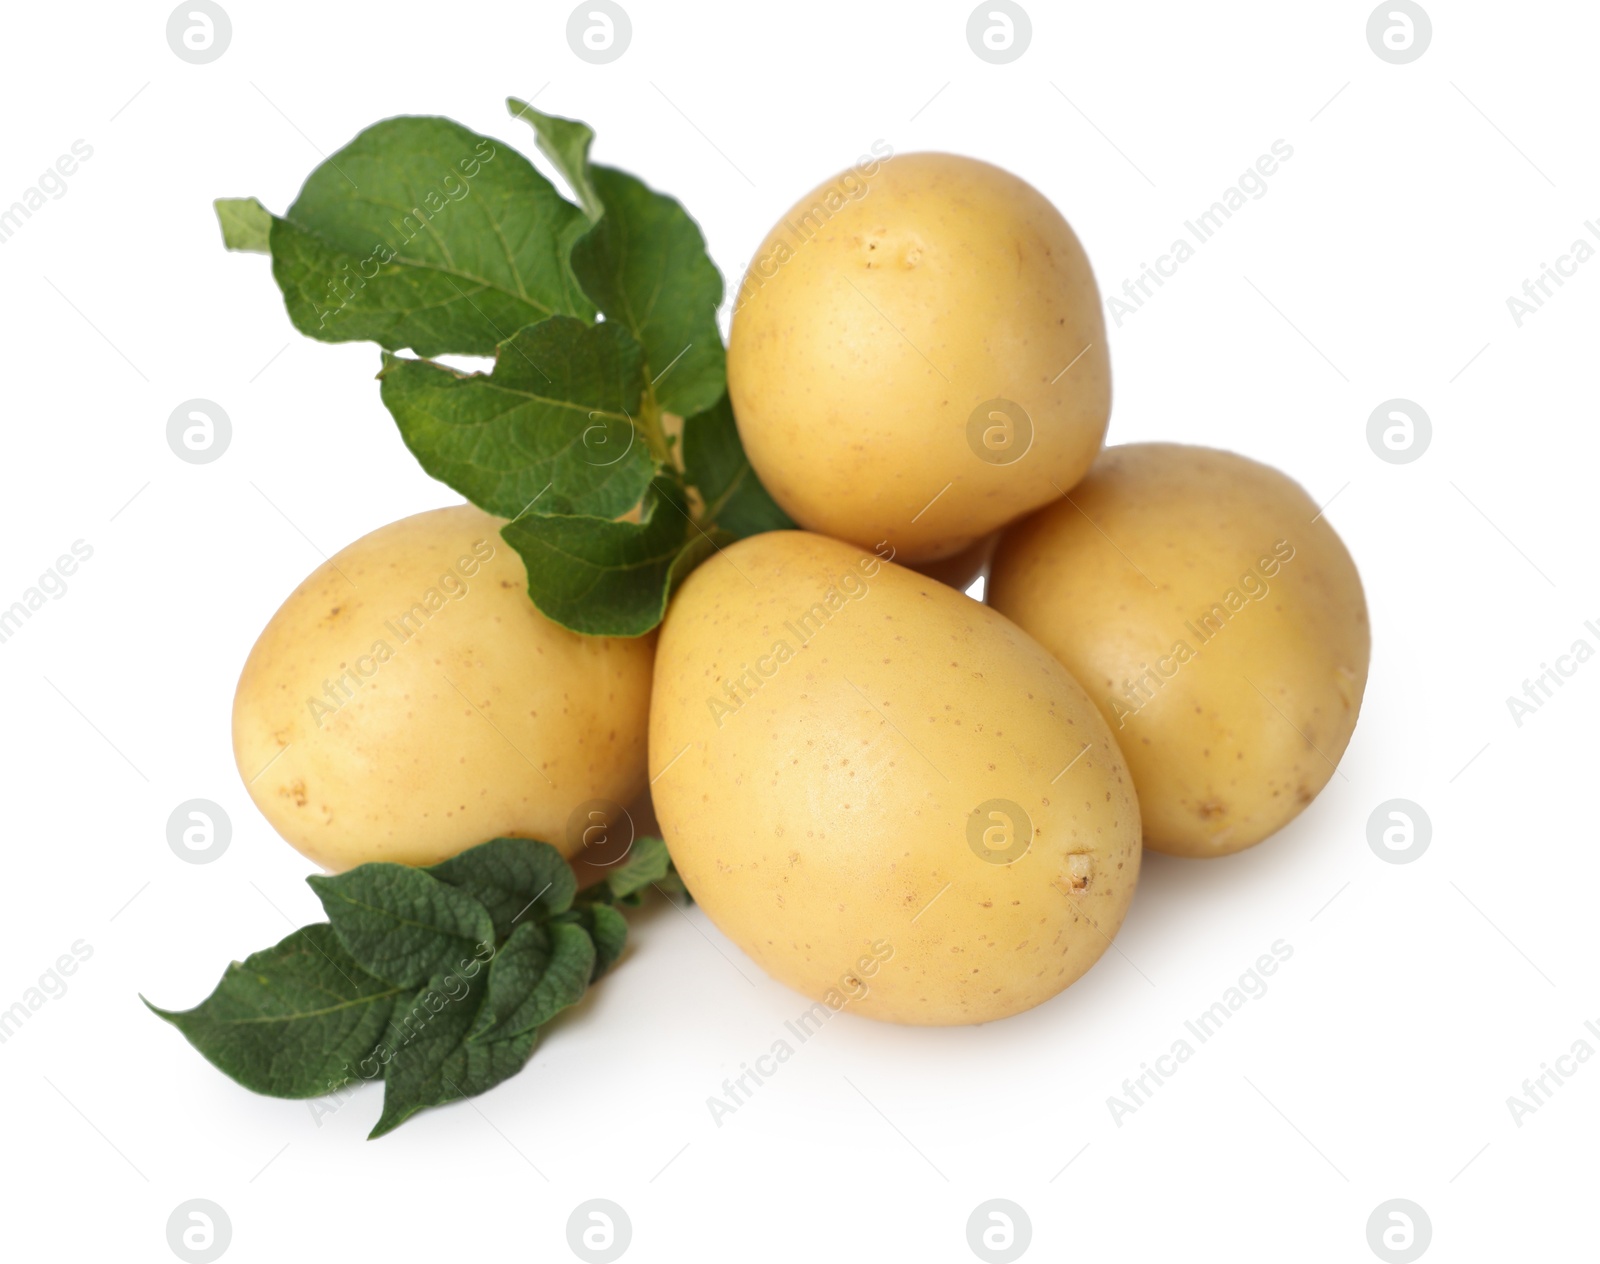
[637,385,673,471]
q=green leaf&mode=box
[656,874,690,907]
[144,924,401,1099]
[266,116,594,356]
[426,837,577,939]
[377,315,654,520]
[506,98,601,222]
[500,477,700,636]
[307,865,495,988]
[471,921,595,1042]
[368,968,536,1139]
[571,167,726,418]
[507,100,725,417]
[215,197,272,253]
[577,903,629,979]
[605,835,674,904]
[682,394,795,538]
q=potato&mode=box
[988,444,1370,857]
[727,153,1110,564]
[648,530,1140,1025]
[232,505,655,871]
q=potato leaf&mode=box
[261,116,595,356]
[506,98,602,222]
[143,924,402,1099]
[509,101,727,418]
[499,477,705,636]
[681,394,794,538]
[427,837,577,939]
[576,903,630,979]
[572,167,726,418]
[368,968,537,1139]
[378,315,654,520]
[307,865,495,987]
[150,835,664,1136]
[214,102,792,638]
[601,835,674,905]
[215,196,272,253]
[470,920,595,1041]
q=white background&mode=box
[1,1,1595,1261]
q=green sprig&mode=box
[216,99,792,637]
[146,836,683,1138]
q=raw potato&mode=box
[649,531,1140,1025]
[988,444,1370,857]
[727,153,1109,564]
[233,505,655,871]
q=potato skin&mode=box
[727,152,1109,564]
[988,444,1370,857]
[232,505,654,871]
[648,531,1140,1026]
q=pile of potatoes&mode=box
[234,153,1369,1027]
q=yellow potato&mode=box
[233,505,655,871]
[649,531,1140,1025]
[988,444,1370,857]
[727,152,1110,564]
